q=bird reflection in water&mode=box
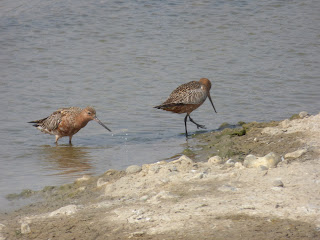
[39,145,93,176]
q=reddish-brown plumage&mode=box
[154,78,217,137]
[29,106,111,144]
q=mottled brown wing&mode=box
[164,81,207,105]
[38,110,64,131]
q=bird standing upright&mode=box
[154,78,217,137]
[29,106,111,144]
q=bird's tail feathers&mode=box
[154,103,184,109]
[28,117,48,127]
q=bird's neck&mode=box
[74,115,90,129]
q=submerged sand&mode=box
[1,112,319,240]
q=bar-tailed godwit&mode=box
[154,78,217,137]
[29,106,111,144]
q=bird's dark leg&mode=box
[69,135,73,145]
[184,114,189,137]
[188,115,206,129]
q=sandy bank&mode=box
[1,112,319,240]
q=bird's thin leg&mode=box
[55,135,60,144]
[69,135,73,145]
[188,115,206,129]
[184,114,189,137]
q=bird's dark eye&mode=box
[87,112,91,115]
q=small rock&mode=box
[140,195,149,201]
[285,149,307,159]
[299,111,309,118]
[160,178,170,183]
[234,162,243,168]
[261,127,282,135]
[208,156,223,165]
[104,169,119,176]
[280,119,291,128]
[150,165,161,173]
[273,180,284,188]
[173,155,194,165]
[129,231,146,238]
[259,165,269,171]
[225,159,235,167]
[97,178,108,188]
[243,152,281,169]
[77,186,86,191]
[244,154,258,162]
[148,191,177,204]
[168,165,178,172]
[126,165,142,174]
[191,172,205,180]
[48,205,78,217]
[21,222,31,234]
[75,175,91,182]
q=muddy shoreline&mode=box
[1,112,319,240]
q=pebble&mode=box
[126,165,142,174]
[192,172,205,180]
[174,155,194,165]
[243,152,281,169]
[168,165,178,172]
[129,231,146,238]
[150,165,161,173]
[299,111,309,118]
[21,222,31,234]
[160,178,170,183]
[235,162,243,168]
[225,159,235,167]
[97,178,108,188]
[77,186,86,191]
[148,191,177,204]
[259,165,269,171]
[208,156,223,165]
[280,119,291,128]
[140,195,149,201]
[273,180,284,188]
[48,205,78,217]
[285,149,307,159]
[76,175,91,182]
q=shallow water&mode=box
[0,0,319,211]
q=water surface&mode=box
[1,0,319,211]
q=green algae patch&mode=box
[189,119,304,163]
[192,126,248,160]
[182,148,195,158]
[230,128,246,136]
[290,114,300,120]
[218,122,232,130]
[6,189,35,200]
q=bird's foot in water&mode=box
[196,124,206,129]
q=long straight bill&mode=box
[208,94,217,113]
[94,117,112,132]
